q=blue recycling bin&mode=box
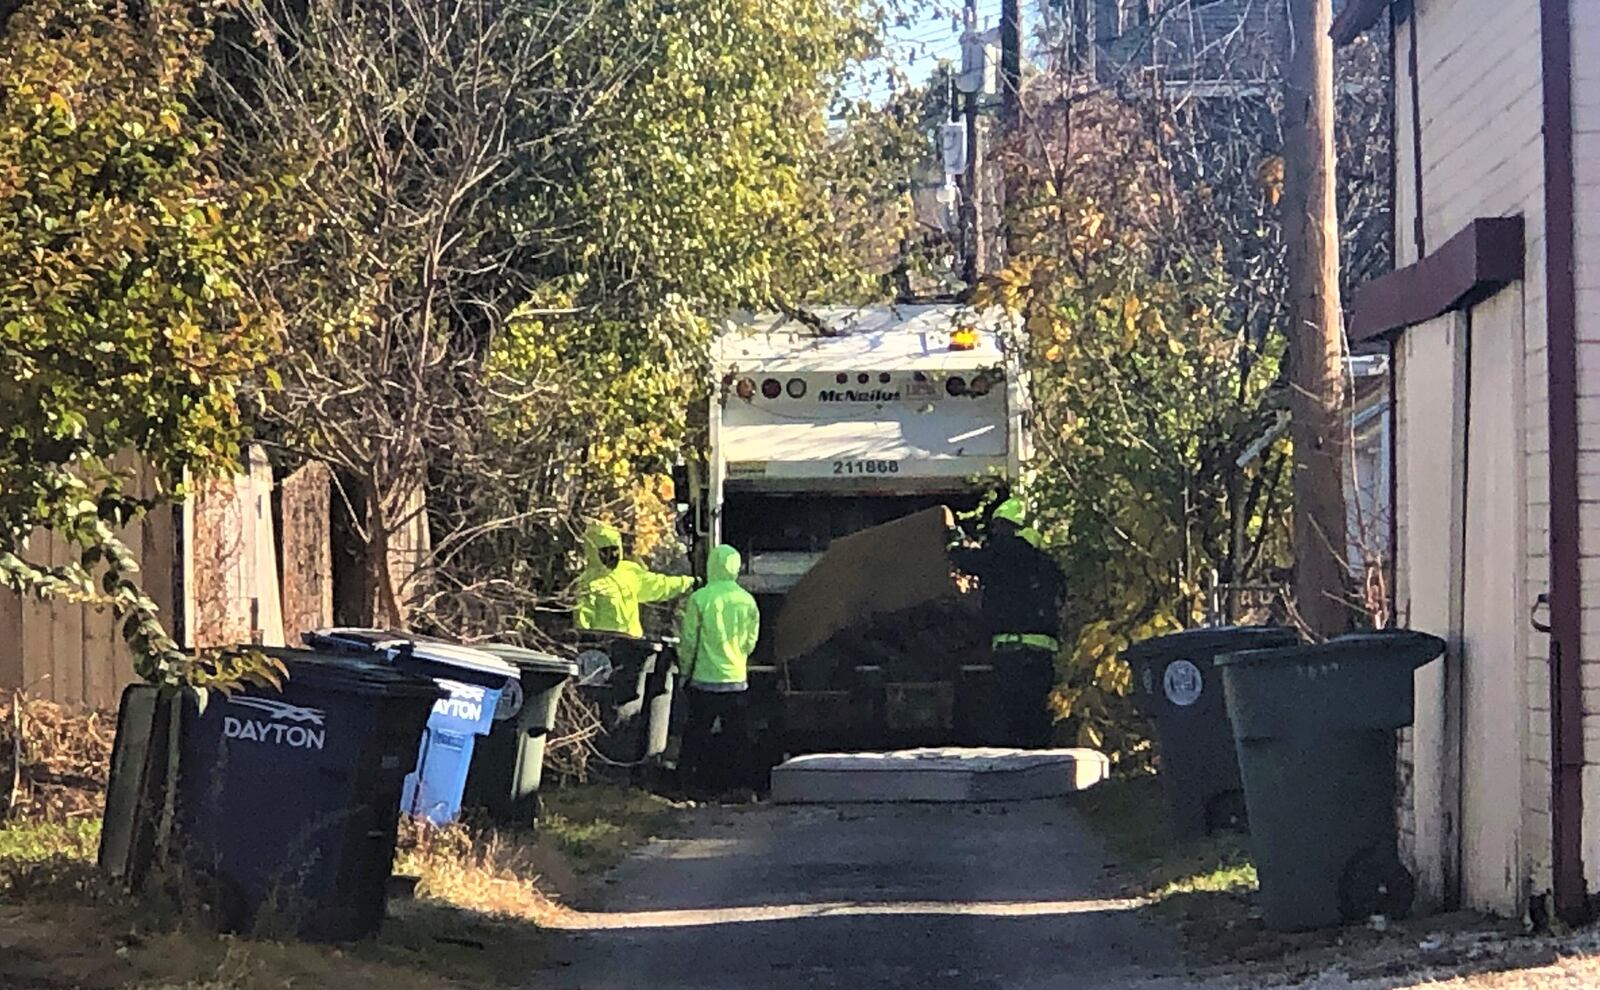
[304,629,519,825]
[159,648,441,940]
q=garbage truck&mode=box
[678,303,1031,754]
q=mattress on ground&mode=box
[770,747,1110,804]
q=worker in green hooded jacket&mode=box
[575,522,694,637]
[676,544,760,795]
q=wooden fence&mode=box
[0,464,174,710]
[1,450,337,711]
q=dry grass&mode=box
[393,818,571,922]
[0,816,560,989]
[2,691,116,823]
[0,693,687,988]
[0,783,684,988]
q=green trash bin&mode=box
[1124,626,1300,839]
[463,645,579,824]
[1217,630,1444,932]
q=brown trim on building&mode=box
[1347,217,1525,343]
[1539,0,1588,927]
[1404,0,1426,259]
[1332,0,1390,45]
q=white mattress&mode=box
[770,747,1111,804]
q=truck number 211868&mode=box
[833,460,900,475]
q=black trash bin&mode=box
[746,664,783,793]
[572,633,676,771]
[101,649,441,941]
[1124,626,1300,838]
[1217,630,1445,932]
[302,628,520,825]
[463,644,578,824]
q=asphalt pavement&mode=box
[543,799,1208,990]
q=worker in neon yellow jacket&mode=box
[676,544,760,795]
[574,522,693,637]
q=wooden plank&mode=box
[86,455,135,709]
[1399,313,1470,911]
[93,458,142,708]
[280,462,333,647]
[19,531,56,699]
[134,465,175,687]
[246,447,285,647]
[85,561,119,712]
[51,529,86,707]
[0,570,23,692]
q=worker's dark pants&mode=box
[681,687,751,794]
[993,645,1057,748]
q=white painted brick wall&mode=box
[1571,0,1600,895]
[1398,0,1571,908]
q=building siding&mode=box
[1391,0,1552,913]
[1569,0,1600,895]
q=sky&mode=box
[840,0,1004,106]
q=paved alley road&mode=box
[544,800,1206,990]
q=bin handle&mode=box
[1532,593,1552,635]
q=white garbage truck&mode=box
[677,303,1032,752]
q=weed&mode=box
[536,783,682,875]
[0,818,101,863]
[1073,774,1256,901]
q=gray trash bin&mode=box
[1218,630,1444,931]
[1124,626,1300,838]
[464,645,579,824]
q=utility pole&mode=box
[998,0,1022,266]
[1281,0,1349,637]
[1000,0,1021,128]
[959,0,983,291]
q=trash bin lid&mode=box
[304,628,516,679]
[473,643,579,678]
[256,646,443,701]
[571,630,671,650]
[402,641,519,679]
[1124,626,1301,663]
[1214,629,1445,670]
[303,627,453,651]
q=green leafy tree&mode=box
[982,91,1293,764]
[210,0,922,635]
[0,0,279,679]
[988,24,1391,763]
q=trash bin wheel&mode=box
[1338,847,1415,922]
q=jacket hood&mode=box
[992,498,1028,527]
[706,544,741,584]
[582,522,624,573]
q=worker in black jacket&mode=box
[949,498,1065,748]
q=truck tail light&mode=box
[946,376,968,397]
[968,375,992,397]
[786,378,807,398]
[736,378,755,400]
[761,378,782,399]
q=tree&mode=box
[980,0,1391,758]
[0,0,281,678]
[985,92,1292,760]
[210,0,918,635]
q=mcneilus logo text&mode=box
[817,389,901,402]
